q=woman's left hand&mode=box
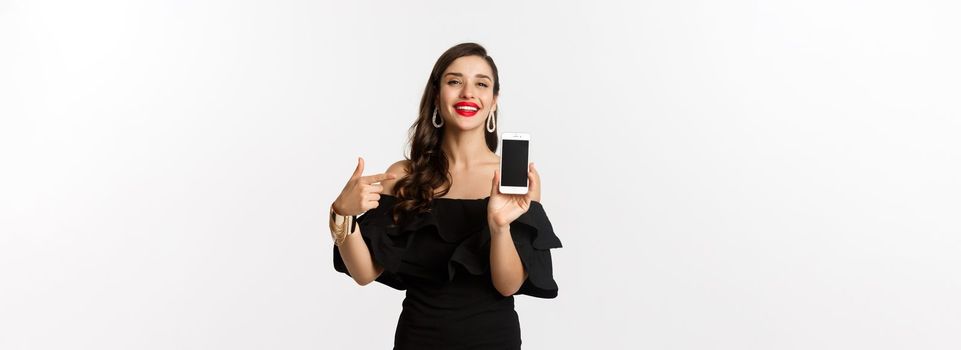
[487,163,541,229]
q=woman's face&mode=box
[437,55,497,131]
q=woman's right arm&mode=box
[333,226,383,286]
[330,158,406,286]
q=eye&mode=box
[447,80,461,85]
[478,82,489,88]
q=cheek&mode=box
[439,88,458,103]
[480,92,494,105]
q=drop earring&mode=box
[486,109,496,132]
[432,108,444,128]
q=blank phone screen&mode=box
[501,139,529,187]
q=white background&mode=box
[2,1,960,349]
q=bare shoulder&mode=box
[381,160,411,196]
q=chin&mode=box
[450,122,483,131]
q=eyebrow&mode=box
[444,72,492,81]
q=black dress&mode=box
[333,194,563,349]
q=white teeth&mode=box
[455,106,478,111]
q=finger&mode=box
[490,169,500,196]
[367,183,384,194]
[528,163,539,188]
[365,200,380,210]
[529,163,541,201]
[365,193,381,202]
[351,157,365,179]
[527,175,538,199]
[360,172,397,184]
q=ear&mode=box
[491,95,498,113]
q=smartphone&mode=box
[499,132,530,195]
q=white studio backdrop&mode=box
[2,1,960,349]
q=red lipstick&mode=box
[453,101,480,117]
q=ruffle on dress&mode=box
[333,194,563,298]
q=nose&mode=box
[458,82,475,100]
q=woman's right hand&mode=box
[332,157,397,216]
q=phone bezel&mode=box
[498,132,531,195]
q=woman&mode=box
[329,42,562,349]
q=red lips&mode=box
[453,101,480,117]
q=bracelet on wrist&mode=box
[329,204,357,246]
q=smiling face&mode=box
[437,55,498,131]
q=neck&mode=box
[441,127,494,170]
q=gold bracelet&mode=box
[329,205,356,247]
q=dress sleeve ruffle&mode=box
[448,200,563,298]
[333,196,563,299]
[506,201,563,298]
[332,195,407,290]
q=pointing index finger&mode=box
[359,172,397,184]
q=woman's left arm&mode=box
[489,224,528,296]
[488,163,541,297]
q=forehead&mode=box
[443,55,493,78]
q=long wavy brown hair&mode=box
[392,42,500,224]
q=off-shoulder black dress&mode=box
[333,194,562,349]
